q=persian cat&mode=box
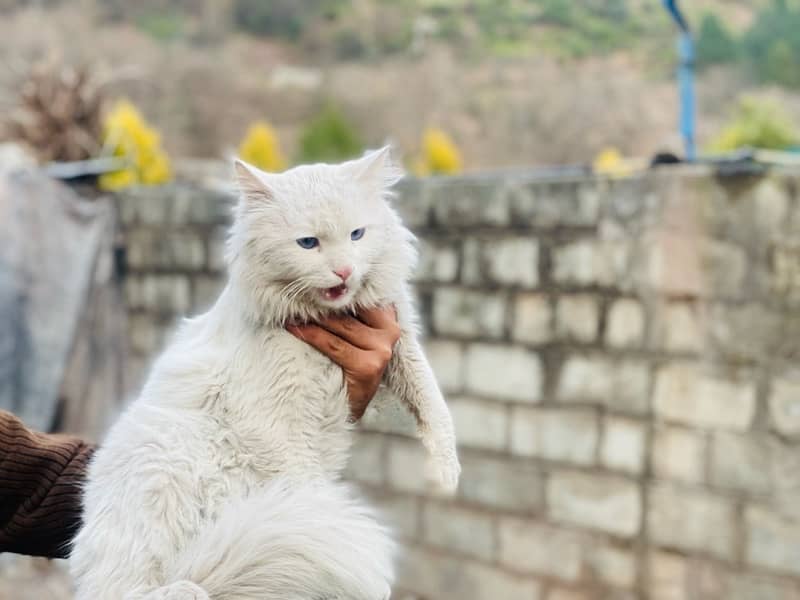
[71,148,460,599]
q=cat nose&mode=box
[333,266,353,282]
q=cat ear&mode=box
[346,146,404,191]
[234,159,275,202]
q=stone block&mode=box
[703,240,748,299]
[128,314,164,356]
[422,501,495,561]
[586,544,636,588]
[647,551,687,600]
[167,183,196,225]
[497,518,583,581]
[606,175,661,226]
[344,432,386,486]
[459,453,544,513]
[708,303,784,365]
[771,441,800,520]
[124,354,150,394]
[547,471,641,537]
[369,492,420,540]
[387,438,428,494]
[186,187,234,224]
[753,178,791,238]
[424,340,464,394]
[115,192,138,227]
[647,484,736,560]
[126,230,206,270]
[727,573,800,600]
[119,187,169,225]
[509,180,600,227]
[125,274,191,315]
[207,226,228,272]
[464,343,542,402]
[772,242,800,304]
[551,239,632,288]
[398,544,542,600]
[555,295,599,343]
[640,231,705,297]
[360,392,418,437]
[652,301,705,353]
[709,432,772,495]
[510,407,599,466]
[557,355,649,414]
[546,589,592,600]
[512,293,552,345]
[746,505,800,576]
[606,298,645,348]
[653,363,756,431]
[119,185,233,226]
[393,178,431,228]
[432,287,507,339]
[431,179,510,227]
[191,275,223,312]
[651,426,705,484]
[600,417,647,474]
[462,237,539,288]
[413,239,459,283]
[773,491,800,527]
[770,377,800,438]
[689,559,728,599]
[450,397,508,451]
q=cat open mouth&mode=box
[322,284,348,301]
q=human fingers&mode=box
[315,315,385,352]
[286,324,370,369]
[356,305,401,343]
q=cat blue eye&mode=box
[351,228,365,241]
[296,237,319,249]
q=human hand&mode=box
[286,306,401,421]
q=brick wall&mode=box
[117,166,800,600]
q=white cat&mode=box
[70,147,461,600]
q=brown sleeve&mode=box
[0,410,96,559]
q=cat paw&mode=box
[151,581,209,600]
[425,452,461,496]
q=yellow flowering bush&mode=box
[415,128,463,175]
[709,97,797,152]
[99,100,172,191]
[238,121,287,171]
[592,146,637,178]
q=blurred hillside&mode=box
[0,0,798,169]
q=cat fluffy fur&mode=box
[70,148,460,599]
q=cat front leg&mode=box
[385,333,461,494]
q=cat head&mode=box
[227,147,416,325]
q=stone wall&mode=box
[116,165,800,600]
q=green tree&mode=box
[297,105,363,163]
[233,0,345,39]
[764,40,800,88]
[709,97,798,152]
[234,0,305,39]
[696,13,737,66]
[742,0,800,87]
[540,0,572,26]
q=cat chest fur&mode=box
[201,327,355,482]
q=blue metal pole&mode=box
[662,0,696,162]
[678,32,696,161]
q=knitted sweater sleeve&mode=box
[0,410,95,559]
